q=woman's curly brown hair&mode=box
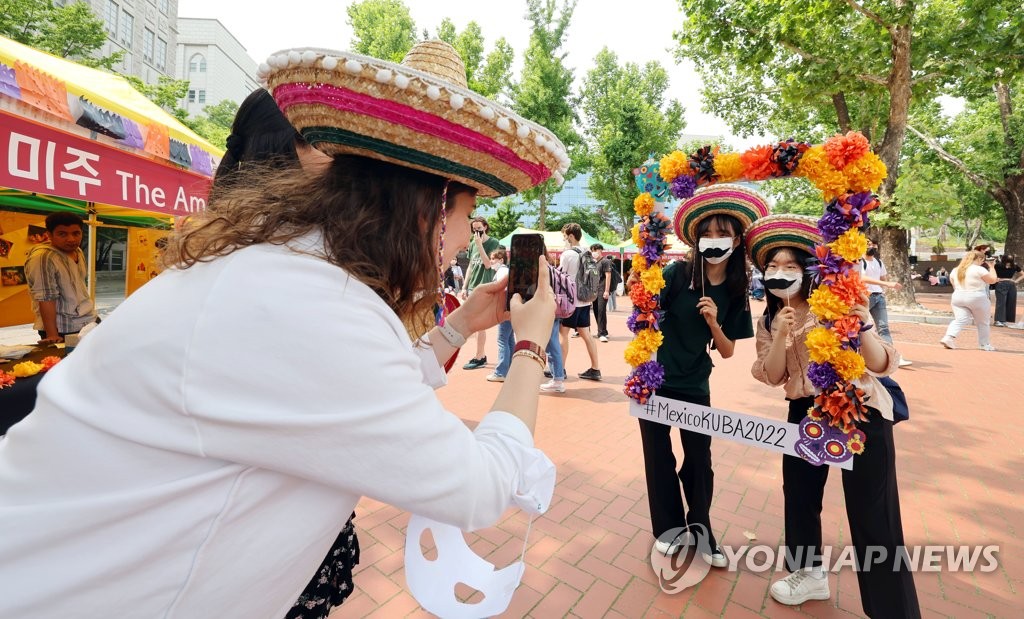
[164,155,475,338]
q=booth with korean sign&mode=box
[0,34,221,328]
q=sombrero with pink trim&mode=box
[745,214,822,270]
[673,184,771,246]
[258,40,569,198]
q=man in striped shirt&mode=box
[24,213,97,343]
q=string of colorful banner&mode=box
[625,132,887,462]
[0,60,215,176]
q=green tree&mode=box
[674,0,1023,304]
[544,205,613,239]
[512,0,581,230]
[0,0,122,69]
[346,0,417,63]
[435,18,515,99]
[907,77,1024,258]
[124,75,190,122]
[486,199,524,240]
[185,99,239,149]
[580,48,685,234]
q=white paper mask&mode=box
[404,438,556,618]
[764,270,802,299]
[698,237,735,264]
[405,516,526,619]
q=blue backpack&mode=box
[878,376,909,423]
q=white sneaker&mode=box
[981,344,997,352]
[897,357,913,367]
[599,335,609,343]
[653,531,693,555]
[940,336,956,349]
[702,547,728,568]
[485,373,505,382]
[539,379,565,393]
[994,321,1008,327]
[769,569,831,606]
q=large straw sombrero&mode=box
[672,184,770,246]
[745,214,822,271]
[259,40,569,197]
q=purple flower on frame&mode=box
[807,362,841,391]
[640,243,661,261]
[817,208,850,242]
[670,175,697,200]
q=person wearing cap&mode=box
[0,41,568,616]
[747,215,919,617]
[640,184,765,565]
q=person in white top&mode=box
[0,41,565,618]
[859,243,912,367]
[557,222,602,382]
[941,250,999,350]
[487,248,514,382]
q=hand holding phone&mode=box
[507,233,545,311]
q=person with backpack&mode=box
[747,215,919,617]
[590,243,616,342]
[558,223,602,381]
[640,185,764,566]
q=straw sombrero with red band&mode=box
[259,41,569,198]
[673,184,771,246]
[745,214,822,271]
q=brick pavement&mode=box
[331,297,1023,618]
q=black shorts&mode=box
[560,305,591,329]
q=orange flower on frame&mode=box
[741,145,776,181]
[824,131,870,170]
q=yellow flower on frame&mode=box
[625,336,656,366]
[830,229,868,263]
[634,193,655,216]
[805,327,842,364]
[632,253,648,274]
[641,264,666,294]
[714,152,745,182]
[631,223,642,247]
[832,349,867,382]
[808,287,851,321]
[659,150,690,182]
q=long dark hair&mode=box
[689,214,749,301]
[215,89,305,181]
[167,156,475,338]
[762,246,816,330]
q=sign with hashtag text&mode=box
[629,395,853,470]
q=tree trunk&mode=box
[537,191,547,230]
[875,19,917,306]
[832,92,852,132]
[995,178,1024,259]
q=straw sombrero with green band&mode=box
[746,214,822,271]
[672,184,771,246]
[260,40,569,198]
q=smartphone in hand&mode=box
[507,233,545,310]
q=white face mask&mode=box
[405,516,526,619]
[404,443,556,618]
[698,237,735,264]
[764,270,803,299]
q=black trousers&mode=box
[783,397,920,618]
[592,295,608,336]
[638,389,718,549]
[994,281,1017,323]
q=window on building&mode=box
[120,10,133,46]
[110,249,125,271]
[142,28,154,63]
[105,0,119,35]
[122,52,132,73]
[155,38,166,71]
[188,90,196,103]
[158,0,169,14]
[198,90,206,104]
[189,53,206,73]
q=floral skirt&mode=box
[285,514,360,619]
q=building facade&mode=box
[76,0,179,83]
[174,18,259,116]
